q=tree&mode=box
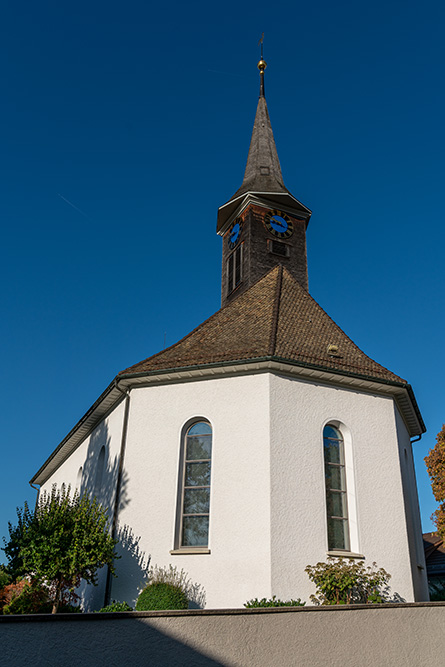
[2,485,118,613]
[425,424,445,539]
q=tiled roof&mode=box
[119,265,405,385]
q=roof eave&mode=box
[217,191,312,233]
[31,357,425,485]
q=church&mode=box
[31,56,429,609]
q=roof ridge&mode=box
[268,264,284,356]
[119,265,281,376]
[279,267,406,383]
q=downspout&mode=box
[104,381,131,607]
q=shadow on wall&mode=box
[111,524,151,607]
[2,616,226,666]
[78,419,129,516]
[75,419,151,610]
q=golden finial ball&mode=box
[257,58,267,72]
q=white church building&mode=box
[31,57,429,609]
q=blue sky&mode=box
[1,0,444,562]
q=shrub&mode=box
[0,567,11,590]
[136,582,189,611]
[2,579,50,615]
[244,595,305,608]
[98,601,133,612]
[305,557,391,605]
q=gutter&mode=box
[31,355,426,486]
[29,379,119,485]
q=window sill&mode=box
[327,551,365,559]
[170,548,211,555]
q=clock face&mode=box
[228,218,243,249]
[264,209,294,239]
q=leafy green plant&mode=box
[0,567,11,590]
[98,601,133,612]
[1,578,50,615]
[305,557,391,605]
[2,484,118,613]
[244,595,305,608]
[135,582,189,611]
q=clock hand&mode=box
[272,217,285,228]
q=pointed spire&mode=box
[231,57,289,200]
[216,49,311,232]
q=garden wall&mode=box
[1,602,444,666]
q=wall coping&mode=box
[1,601,444,623]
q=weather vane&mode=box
[257,33,266,98]
[258,32,265,59]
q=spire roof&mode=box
[230,95,290,201]
[217,59,311,232]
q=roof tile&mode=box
[120,266,405,385]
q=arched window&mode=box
[179,421,212,548]
[323,424,350,551]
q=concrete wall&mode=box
[2,603,444,667]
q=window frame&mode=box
[323,424,350,552]
[172,419,213,555]
[322,420,361,557]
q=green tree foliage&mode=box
[425,424,445,539]
[2,485,118,613]
[305,557,391,605]
[244,595,305,608]
[2,579,50,615]
[0,566,11,591]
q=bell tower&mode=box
[217,54,312,307]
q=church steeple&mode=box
[231,56,290,203]
[218,52,312,307]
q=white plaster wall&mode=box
[269,373,424,603]
[36,370,426,611]
[393,405,429,600]
[111,374,271,609]
[39,399,126,610]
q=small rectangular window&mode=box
[268,239,289,257]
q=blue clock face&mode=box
[228,218,243,249]
[269,215,288,233]
[264,209,294,239]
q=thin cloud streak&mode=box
[58,194,93,221]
